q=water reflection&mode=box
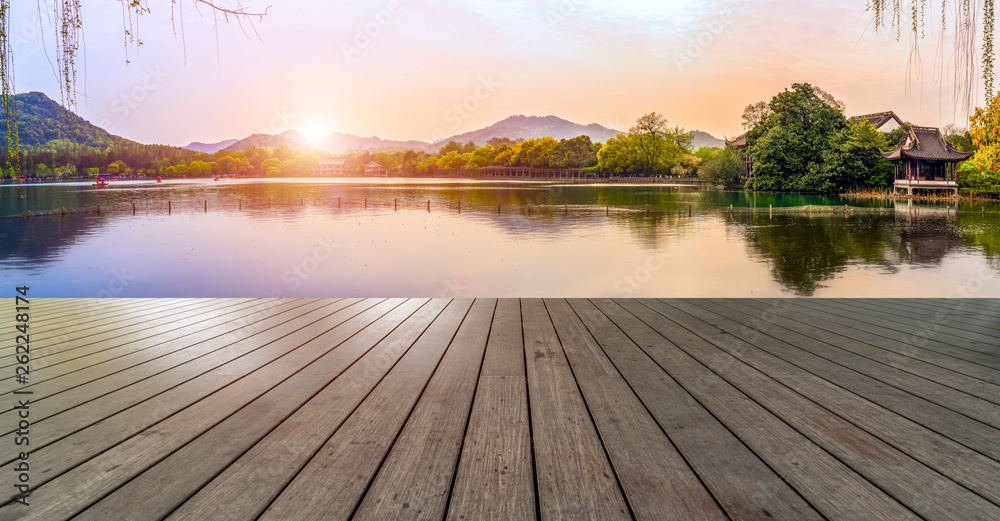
[1,179,998,297]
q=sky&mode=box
[8,0,993,146]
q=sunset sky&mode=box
[9,0,992,146]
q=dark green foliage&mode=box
[698,147,742,187]
[746,83,895,193]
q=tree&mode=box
[741,101,771,131]
[630,112,670,174]
[261,157,282,177]
[698,146,742,187]
[966,89,1000,187]
[0,2,270,177]
[746,83,851,191]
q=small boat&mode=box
[214,176,220,181]
[94,176,108,188]
[156,176,162,183]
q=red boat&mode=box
[93,176,108,188]
[156,176,162,183]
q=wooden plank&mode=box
[799,299,1000,354]
[853,299,1000,335]
[447,299,535,521]
[257,299,474,520]
[74,299,449,521]
[0,298,274,395]
[573,298,824,521]
[710,298,1000,461]
[0,299,332,441]
[745,302,1000,404]
[0,298,204,346]
[350,299,496,521]
[518,298,630,521]
[0,298,206,355]
[608,298,920,521]
[757,299,1000,372]
[546,298,727,521]
[0,298,412,519]
[746,299,1000,382]
[816,298,1000,344]
[673,299,1000,507]
[646,299,1000,521]
[0,298,370,473]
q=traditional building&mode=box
[724,133,752,179]
[312,158,347,177]
[848,111,904,133]
[364,161,388,177]
[882,126,972,196]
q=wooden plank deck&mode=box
[1,299,998,521]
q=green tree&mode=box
[698,147,742,187]
[746,83,851,192]
[261,157,282,176]
[468,145,497,168]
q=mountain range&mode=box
[3,91,726,154]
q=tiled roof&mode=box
[848,111,903,130]
[881,126,973,162]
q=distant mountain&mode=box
[183,139,239,153]
[436,115,622,149]
[688,130,725,149]
[224,133,311,152]
[309,132,429,153]
[1,91,138,148]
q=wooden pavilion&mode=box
[882,126,972,196]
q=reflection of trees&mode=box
[735,213,897,296]
[0,214,102,264]
[735,209,1000,295]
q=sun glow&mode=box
[301,120,331,143]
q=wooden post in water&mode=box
[97,205,100,215]
[132,202,135,215]
[497,204,501,214]
[428,200,431,212]
[269,198,271,209]
[169,201,171,214]
[338,197,341,208]
[769,204,772,218]
[61,207,66,217]
[239,199,242,211]
[458,201,461,213]
[564,204,568,215]
[394,199,397,211]
[645,204,649,214]
[689,204,692,217]
[205,200,207,213]
[364,198,367,209]
[606,205,609,216]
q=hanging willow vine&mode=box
[1,0,18,180]
[0,0,268,180]
[868,0,997,108]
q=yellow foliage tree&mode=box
[969,90,1000,172]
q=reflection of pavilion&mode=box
[882,126,972,196]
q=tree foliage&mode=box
[746,83,892,193]
[597,113,691,175]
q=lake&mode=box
[2,178,999,297]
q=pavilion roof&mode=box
[848,111,903,130]
[881,126,973,162]
[725,133,747,148]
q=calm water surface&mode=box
[2,178,999,297]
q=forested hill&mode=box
[0,91,137,148]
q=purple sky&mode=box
[10,0,991,146]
